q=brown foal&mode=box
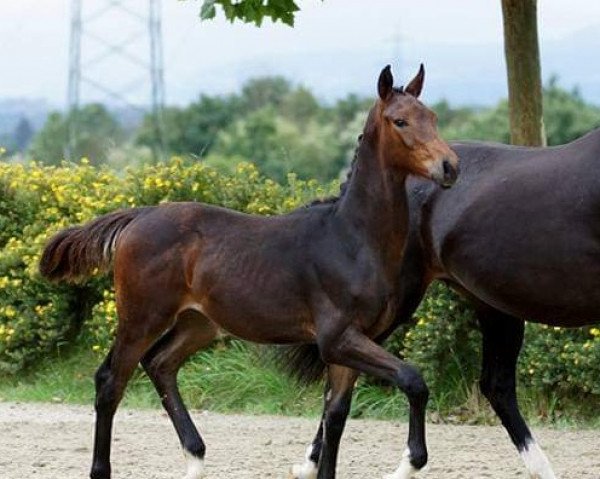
[40,64,458,479]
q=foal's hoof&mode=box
[384,473,416,479]
[183,452,205,479]
[184,471,205,479]
[288,462,318,479]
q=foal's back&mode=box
[114,201,344,343]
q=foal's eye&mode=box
[393,119,408,128]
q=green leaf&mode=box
[196,0,303,27]
[200,0,217,20]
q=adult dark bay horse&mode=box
[292,133,600,479]
[39,65,459,479]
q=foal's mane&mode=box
[306,86,410,209]
[304,134,362,208]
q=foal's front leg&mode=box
[318,326,429,479]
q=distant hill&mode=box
[0,98,51,137]
[171,25,600,106]
[1,24,599,149]
[0,100,146,149]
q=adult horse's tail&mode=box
[40,207,152,282]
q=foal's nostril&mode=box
[443,159,452,176]
[441,158,457,187]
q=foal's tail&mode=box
[39,207,152,282]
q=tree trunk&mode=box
[501,0,546,146]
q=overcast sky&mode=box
[2,0,600,107]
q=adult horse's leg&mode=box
[318,326,428,479]
[141,311,218,479]
[477,308,556,479]
[90,317,166,479]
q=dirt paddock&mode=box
[0,402,598,478]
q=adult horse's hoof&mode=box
[384,469,417,479]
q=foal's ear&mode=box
[378,65,394,101]
[405,63,425,98]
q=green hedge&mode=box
[0,157,599,404]
[0,158,334,372]
[388,283,600,402]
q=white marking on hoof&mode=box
[384,448,418,479]
[290,461,318,479]
[289,445,318,479]
[183,450,205,479]
[520,440,556,479]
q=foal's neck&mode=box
[337,124,409,266]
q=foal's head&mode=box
[373,64,459,187]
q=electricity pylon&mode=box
[67,0,166,161]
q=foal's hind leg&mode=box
[290,366,358,479]
[290,379,327,479]
[478,308,556,479]
[90,314,169,479]
[141,310,218,479]
[315,365,358,478]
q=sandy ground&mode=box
[0,402,598,479]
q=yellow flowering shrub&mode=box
[0,158,337,372]
[521,323,600,395]
[2,156,598,400]
[386,282,600,399]
[386,282,481,396]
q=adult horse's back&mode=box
[407,130,600,478]
[430,130,600,325]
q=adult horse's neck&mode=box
[337,112,409,269]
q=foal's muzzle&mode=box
[441,159,458,187]
[431,158,459,188]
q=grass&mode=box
[0,340,325,414]
[0,343,157,408]
[0,339,598,428]
[0,340,406,419]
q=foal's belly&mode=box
[193,282,317,344]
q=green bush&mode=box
[383,283,481,409]
[521,324,600,395]
[385,282,600,408]
[0,158,336,372]
[0,157,599,411]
